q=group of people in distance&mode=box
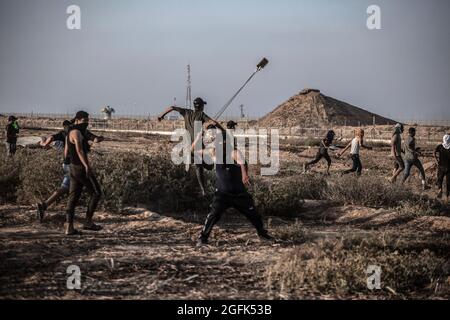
[302,122,450,202]
[4,104,450,242]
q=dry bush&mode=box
[267,238,449,298]
[323,175,416,208]
[0,147,21,203]
[250,176,309,217]
[16,149,62,204]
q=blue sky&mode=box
[0,0,449,121]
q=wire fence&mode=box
[1,113,448,145]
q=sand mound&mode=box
[258,89,397,128]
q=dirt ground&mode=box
[1,129,449,299]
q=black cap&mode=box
[8,115,17,121]
[193,98,207,108]
[227,120,238,129]
[74,110,89,120]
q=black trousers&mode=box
[343,154,362,175]
[307,147,331,167]
[200,192,268,241]
[437,166,450,197]
[66,164,102,224]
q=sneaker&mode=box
[83,223,103,231]
[258,232,275,243]
[65,228,82,236]
[196,237,208,247]
[36,203,46,223]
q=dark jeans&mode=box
[307,147,331,167]
[6,142,16,156]
[437,166,449,197]
[199,192,268,241]
[343,154,362,175]
[66,164,102,225]
[402,158,426,182]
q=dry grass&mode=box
[266,236,450,299]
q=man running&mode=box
[5,116,20,156]
[402,127,429,190]
[338,129,372,176]
[196,125,274,246]
[65,111,102,235]
[303,130,335,175]
[36,120,103,222]
[389,123,405,183]
[434,134,450,202]
[158,97,223,196]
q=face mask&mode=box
[76,123,89,133]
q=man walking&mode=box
[36,120,103,222]
[196,125,274,246]
[389,123,405,183]
[434,134,450,202]
[65,111,102,235]
[338,129,372,176]
[5,116,20,156]
[402,127,429,190]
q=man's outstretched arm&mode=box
[158,106,184,121]
[40,135,55,147]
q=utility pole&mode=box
[186,64,192,109]
[240,104,245,119]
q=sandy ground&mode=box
[1,200,449,300]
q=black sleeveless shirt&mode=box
[215,163,246,195]
[67,125,90,166]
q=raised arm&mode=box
[157,106,176,121]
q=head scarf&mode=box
[443,134,450,150]
[394,123,403,134]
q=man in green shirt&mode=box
[5,116,20,156]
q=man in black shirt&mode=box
[36,120,103,222]
[65,111,103,235]
[195,125,273,246]
[434,134,450,202]
[158,97,223,196]
[5,116,20,156]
